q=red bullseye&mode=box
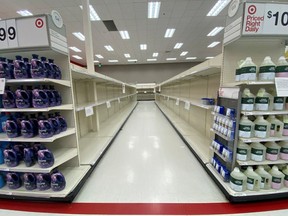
[35,18,44,28]
[248,5,256,15]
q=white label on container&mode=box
[247,177,254,190]
[241,104,254,111]
[237,153,247,161]
[274,103,284,110]
[251,148,264,161]
[240,73,256,81]
[254,124,267,138]
[184,101,190,110]
[239,124,252,138]
[259,73,275,81]
[85,106,94,117]
[230,176,243,192]
[255,103,269,111]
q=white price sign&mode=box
[118,98,121,103]
[0,78,5,94]
[0,16,49,50]
[85,106,94,117]
[106,101,111,108]
[275,78,288,97]
[184,101,190,110]
[243,3,288,35]
[175,98,179,106]
[122,84,125,94]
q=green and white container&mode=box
[269,166,284,190]
[239,57,257,81]
[251,142,266,162]
[230,167,247,192]
[281,166,288,187]
[236,140,251,161]
[282,115,288,136]
[266,115,284,137]
[241,88,255,111]
[235,60,244,82]
[239,116,254,138]
[244,166,261,191]
[255,88,273,111]
[254,115,270,138]
[275,56,288,78]
[255,166,272,189]
[278,141,288,160]
[265,142,280,161]
[258,56,276,81]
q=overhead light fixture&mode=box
[94,60,99,63]
[148,1,161,18]
[108,60,119,63]
[140,44,147,50]
[147,59,157,61]
[180,51,188,56]
[164,28,175,38]
[166,58,176,61]
[206,56,214,59]
[153,53,158,57]
[69,47,82,52]
[186,57,197,60]
[72,55,82,60]
[104,45,114,51]
[17,10,33,16]
[95,54,104,59]
[128,59,138,62]
[208,41,220,48]
[124,54,131,58]
[207,0,231,16]
[207,27,224,36]
[73,32,85,41]
[119,31,130,39]
[174,43,183,49]
[80,5,100,21]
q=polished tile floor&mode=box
[0,101,288,215]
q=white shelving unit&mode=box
[136,83,156,101]
[0,104,73,112]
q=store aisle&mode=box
[75,101,226,203]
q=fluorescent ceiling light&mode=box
[186,57,197,60]
[128,59,138,62]
[206,56,214,59]
[207,27,224,36]
[80,5,100,21]
[95,54,103,59]
[140,44,147,50]
[104,45,114,51]
[108,60,119,63]
[166,58,176,61]
[208,41,220,48]
[17,10,33,16]
[119,31,130,39]
[124,54,131,58]
[73,32,85,41]
[147,59,157,61]
[174,43,183,49]
[164,28,175,38]
[94,60,99,63]
[148,1,161,18]
[180,51,188,56]
[153,53,158,57]
[69,46,81,52]
[72,55,82,60]
[207,0,231,16]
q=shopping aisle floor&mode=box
[1,101,288,215]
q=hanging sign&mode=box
[184,101,190,110]
[243,3,288,35]
[0,78,5,94]
[106,101,111,108]
[85,106,94,117]
[275,78,288,97]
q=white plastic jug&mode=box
[239,57,257,81]
[244,166,261,191]
[278,141,288,160]
[254,115,270,138]
[239,116,254,138]
[282,115,288,136]
[255,88,273,111]
[255,166,272,189]
[259,56,276,81]
[265,141,280,161]
[241,88,255,111]
[251,142,266,162]
[230,167,247,192]
[236,140,251,161]
[275,56,288,77]
[235,60,244,82]
[268,88,284,111]
[266,115,284,137]
[269,166,284,190]
[281,165,288,187]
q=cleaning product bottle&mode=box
[3,147,19,167]
[255,166,272,189]
[244,166,261,191]
[49,85,61,106]
[268,88,284,111]
[250,142,266,162]
[38,113,54,138]
[51,170,66,191]
[239,57,257,81]
[13,55,29,79]
[282,115,288,136]
[254,115,270,138]
[21,116,36,138]
[236,140,251,161]
[30,114,39,136]
[6,172,21,189]
[42,85,56,107]
[230,167,247,192]
[48,113,61,135]
[239,116,254,138]
[0,57,9,79]
[241,88,255,111]
[279,141,288,160]
[15,86,31,108]
[282,165,288,187]
[275,56,288,77]
[5,115,21,138]
[266,115,284,137]
[48,59,62,79]
[7,59,15,79]
[41,56,52,78]
[235,60,244,82]
[31,54,46,78]
[32,85,49,108]
[258,56,276,80]
[38,148,54,168]
[2,86,16,108]
[36,173,51,190]
[265,141,280,161]
[55,112,67,132]
[23,173,37,190]
[13,143,25,161]
[269,165,285,189]
[255,88,273,111]
[23,147,36,167]
[23,58,31,78]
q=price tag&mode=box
[184,101,190,110]
[176,98,180,106]
[159,85,161,92]
[118,98,121,103]
[0,78,5,94]
[85,106,94,117]
[122,84,125,94]
[275,78,288,97]
[243,3,288,35]
[0,19,17,49]
[167,96,169,101]
[153,88,156,93]
[106,101,111,108]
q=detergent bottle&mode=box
[15,86,31,108]
[48,59,62,79]
[251,142,266,162]
[266,115,284,137]
[230,167,247,192]
[244,166,261,191]
[269,166,285,189]
[31,54,46,78]
[13,55,29,79]
[55,112,67,132]
[255,88,273,111]
[278,141,288,160]
[258,56,276,80]
[241,88,255,111]
[265,142,280,161]
[275,56,288,77]
[32,85,49,108]
[235,59,244,81]
[255,166,272,189]
[2,86,16,108]
[51,170,66,191]
[282,165,288,187]
[239,116,254,138]
[236,140,251,161]
[254,115,270,138]
[239,57,257,81]
[282,115,288,136]
[23,173,37,190]
[23,58,31,78]
[6,172,21,189]
[38,113,54,138]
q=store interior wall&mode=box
[95,62,199,84]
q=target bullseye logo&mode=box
[35,18,44,28]
[248,5,257,15]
